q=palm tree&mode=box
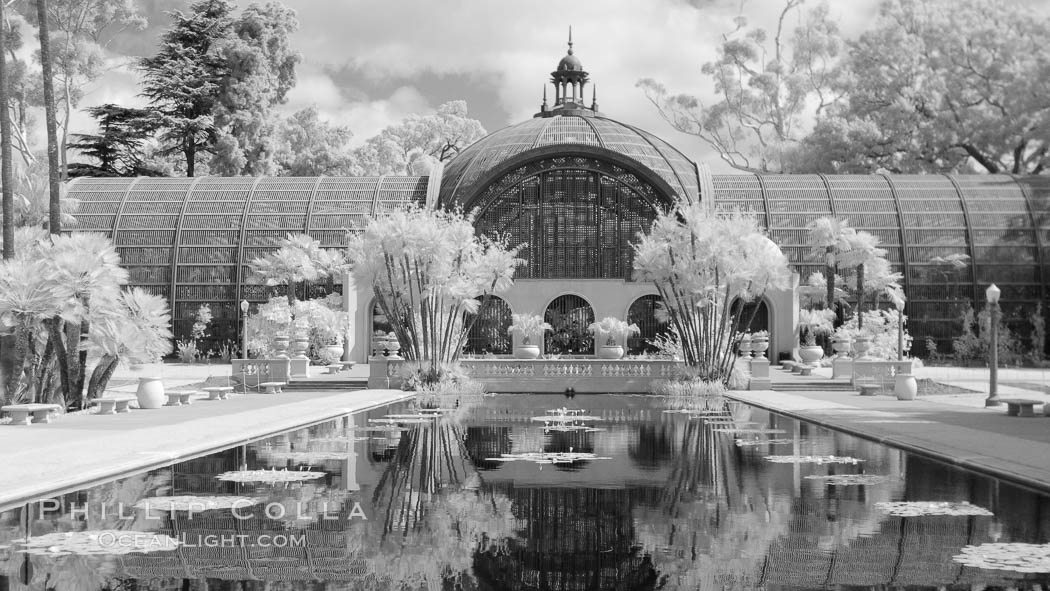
[0,230,61,403]
[86,288,173,400]
[249,233,342,304]
[807,217,855,327]
[35,0,62,232]
[46,233,128,409]
[844,230,886,330]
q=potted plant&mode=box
[508,313,552,359]
[588,317,640,360]
[798,309,833,364]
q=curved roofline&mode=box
[441,144,683,213]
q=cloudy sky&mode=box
[78,0,895,173]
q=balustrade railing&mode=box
[231,358,291,388]
[367,357,684,393]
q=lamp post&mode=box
[895,300,905,361]
[240,300,249,360]
[985,283,1001,407]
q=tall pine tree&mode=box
[139,0,233,177]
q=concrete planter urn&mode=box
[738,334,753,358]
[832,336,852,358]
[136,377,165,409]
[597,337,625,359]
[272,334,290,359]
[895,372,917,400]
[798,345,824,364]
[751,335,769,359]
[513,336,541,359]
[853,336,872,359]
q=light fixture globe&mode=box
[986,283,1001,304]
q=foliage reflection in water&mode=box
[1,394,1050,590]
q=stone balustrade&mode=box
[367,357,685,393]
[852,359,914,393]
[231,358,291,388]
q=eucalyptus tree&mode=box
[34,0,60,232]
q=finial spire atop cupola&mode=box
[536,28,600,118]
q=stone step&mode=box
[283,380,368,392]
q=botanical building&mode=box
[68,41,1050,362]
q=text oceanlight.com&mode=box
[97,532,308,549]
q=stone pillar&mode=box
[367,356,390,389]
[832,357,853,379]
[749,358,771,390]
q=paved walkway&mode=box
[0,362,410,513]
[730,364,1050,494]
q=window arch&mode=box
[544,294,595,355]
[626,295,668,355]
[471,157,667,280]
[464,296,513,355]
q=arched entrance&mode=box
[626,295,667,355]
[464,296,513,354]
[732,298,770,335]
[544,295,595,355]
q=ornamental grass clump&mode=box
[347,206,521,386]
[633,205,791,385]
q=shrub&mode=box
[952,305,1023,366]
[834,308,911,360]
[176,339,200,363]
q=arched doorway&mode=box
[626,295,668,355]
[544,295,595,355]
[464,296,513,355]
[732,298,770,335]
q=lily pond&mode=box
[2,393,1050,590]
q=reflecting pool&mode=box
[2,393,1049,590]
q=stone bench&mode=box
[91,397,135,414]
[325,365,342,375]
[857,381,881,396]
[202,386,233,400]
[1000,398,1043,417]
[799,365,814,376]
[2,403,62,425]
[259,381,285,394]
[341,361,356,371]
[164,391,197,406]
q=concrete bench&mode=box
[2,403,62,425]
[780,361,797,371]
[91,397,135,414]
[259,381,285,394]
[799,365,814,376]
[857,382,881,396]
[325,365,342,375]
[341,361,356,371]
[1000,398,1043,417]
[164,391,196,406]
[202,386,233,400]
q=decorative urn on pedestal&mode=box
[509,313,551,359]
[853,336,872,360]
[272,334,291,359]
[751,332,769,359]
[588,317,639,361]
[738,334,753,358]
[831,335,852,358]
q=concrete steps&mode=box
[284,379,368,392]
[772,380,857,392]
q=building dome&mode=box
[438,113,700,209]
[557,51,583,71]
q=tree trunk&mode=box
[856,263,865,330]
[35,0,61,233]
[5,322,29,403]
[44,317,72,405]
[86,354,118,402]
[185,141,194,177]
[60,76,71,180]
[0,0,12,259]
[825,261,836,325]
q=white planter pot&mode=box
[598,345,624,360]
[798,345,824,364]
[514,344,541,359]
[136,377,165,409]
[895,373,917,401]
